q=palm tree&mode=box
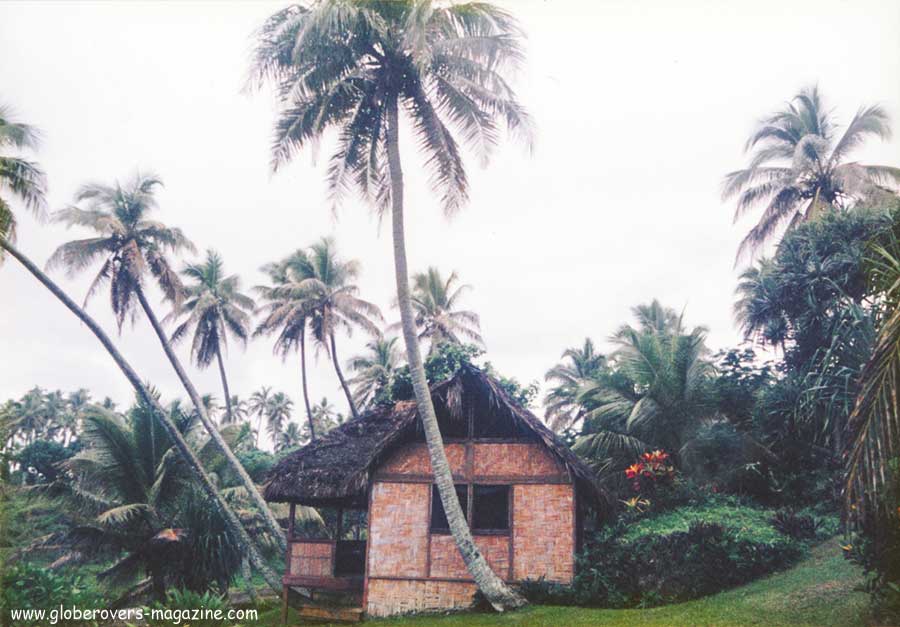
[248,386,272,448]
[543,338,607,432]
[61,399,246,600]
[265,392,293,447]
[348,337,403,409]
[291,238,382,421]
[406,267,484,354]
[168,250,255,427]
[576,301,717,457]
[274,421,303,453]
[724,85,900,261]
[47,172,286,553]
[0,104,47,245]
[225,395,249,426]
[251,0,531,609]
[64,388,92,446]
[255,252,318,439]
[0,239,281,592]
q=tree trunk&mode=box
[300,332,316,440]
[1,238,282,593]
[133,287,287,554]
[330,333,359,421]
[383,97,525,612]
[215,346,234,426]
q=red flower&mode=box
[625,463,644,479]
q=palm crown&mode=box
[48,173,194,328]
[250,0,532,214]
[724,86,900,261]
[169,250,255,368]
[0,104,47,242]
[405,266,483,352]
[543,338,607,431]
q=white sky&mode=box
[2,1,899,446]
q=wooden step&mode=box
[294,604,364,623]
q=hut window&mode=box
[430,484,468,533]
[472,485,510,532]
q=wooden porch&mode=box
[281,504,368,624]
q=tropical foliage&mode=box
[724,86,900,259]
[0,104,46,244]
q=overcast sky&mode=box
[2,1,899,444]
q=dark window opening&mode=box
[430,484,468,533]
[472,485,510,532]
[334,540,367,577]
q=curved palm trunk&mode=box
[133,286,287,554]
[384,99,525,611]
[215,346,234,426]
[0,239,281,593]
[329,333,359,421]
[300,333,316,440]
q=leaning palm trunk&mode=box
[385,99,525,611]
[300,333,316,440]
[215,346,234,426]
[330,332,360,421]
[133,287,287,553]
[0,239,281,593]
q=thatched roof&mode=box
[263,364,606,509]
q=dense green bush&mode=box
[563,500,808,608]
[237,449,276,483]
[0,562,104,626]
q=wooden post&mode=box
[283,503,296,626]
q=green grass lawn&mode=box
[261,539,868,626]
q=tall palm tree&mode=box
[251,0,531,609]
[274,421,303,453]
[248,386,272,448]
[225,395,249,426]
[0,104,47,245]
[47,173,286,553]
[64,388,92,446]
[265,392,293,447]
[543,338,607,432]
[292,238,382,420]
[724,85,900,261]
[348,336,403,409]
[255,252,318,439]
[168,250,255,427]
[0,240,281,592]
[407,267,483,354]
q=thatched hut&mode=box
[265,364,604,619]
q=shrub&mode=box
[0,562,104,626]
[770,509,824,541]
[575,500,807,607]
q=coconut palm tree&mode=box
[225,395,249,426]
[403,267,483,354]
[47,172,286,552]
[168,250,255,427]
[274,421,303,453]
[543,338,607,432]
[724,85,900,261]
[247,386,272,448]
[0,104,47,245]
[576,301,717,457]
[251,0,531,609]
[290,238,382,421]
[63,388,92,446]
[348,337,403,409]
[255,252,318,439]
[265,392,293,446]
[0,239,281,592]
